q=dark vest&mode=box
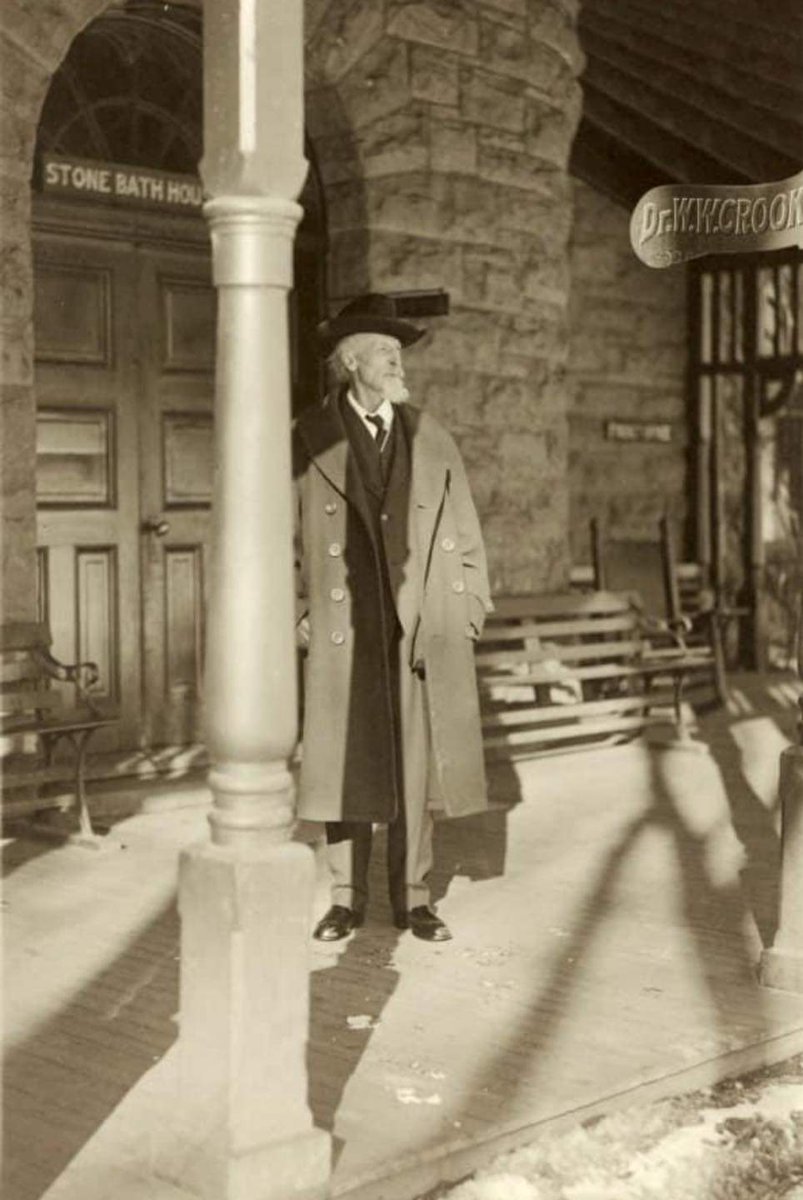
[340,395,412,638]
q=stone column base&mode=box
[759,947,803,994]
[159,1126,331,1200]
[157,840,331,1200]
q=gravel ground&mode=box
[425,1055,803,1200]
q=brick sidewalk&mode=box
[3,674,803,1200]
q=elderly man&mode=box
[293,293,491,942]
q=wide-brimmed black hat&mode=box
[317,293,426,354]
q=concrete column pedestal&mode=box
[159,840,329,1200]
[760,745,803,993]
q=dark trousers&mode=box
[322,652,439,915]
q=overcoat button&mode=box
[330,587,345,602]
[325,502,337,515]
[452,580,465,594]
[441,537,455,552]
[330,631,345,645]
[380,512,389,522]
[328,542,342,557]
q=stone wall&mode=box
[0,1,110,621]
[0,0,584,621]
[305,0,585,593]
[566,178,688,567]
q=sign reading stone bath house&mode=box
[40,154,203,211]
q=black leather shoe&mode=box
[313,905,364,941]
[394,906,452,942]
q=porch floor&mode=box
[3,673,803,1200]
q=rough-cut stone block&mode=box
[477,142,559,191]
[0,103,38,163]
[328,229,371,299]
[337,38,412,130]
[369,229,463,294]
[0,170,30,226]
[431,176,509,242]
[413,311,502,375]
[495,176,572,238]
[409,367,485,429]
[1,319,33,386]
[462,243,520,310]
[522,253,568,303]
[477,127,525,154]
[483,375,552,427]
[1,381,37,620]
[318,177,366,232]
[477,1,526,31]
[305,0,337,44]
[305,83,362,142]
[460,66,525,132]
[0,4,88,73]
[362,172,441,237]
[500,316,562,363]
[315,134,364,186]
[478,17,570,96]
[346,173,476,243]
[388,1,479,57]
[483,0,526,13]
[357,109,429,178]
[524,98,576,167]
[0,240,33,323]
[430,117,477,175]
[526,0,585,72]
[410,44,459,105]
[305,0,384,86]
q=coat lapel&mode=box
[397,403,449,542]
[296,390,377,541]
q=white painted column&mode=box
[160,3,331,1197]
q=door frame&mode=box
[687,249,802,669]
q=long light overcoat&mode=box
[293,391,492,825]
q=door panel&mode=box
[34,237,141,751]
[137,247,214,748]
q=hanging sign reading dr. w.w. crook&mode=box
[630,168,803,268]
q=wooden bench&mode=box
[476,590,700,761]
[1,622,117,841]
[576,517,747,708]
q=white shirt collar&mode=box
[346,390,394,438]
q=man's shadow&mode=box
[305,760,519,1165]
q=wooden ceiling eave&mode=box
[581,59,799,186]
[569,117,673,208]
[585,0,803,125]
[591,0,803,85]
[579,83,753,190]
[580,22,803,166]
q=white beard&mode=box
[380,376,409,405]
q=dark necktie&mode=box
[366,412,388,453]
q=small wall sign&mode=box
[39,154,203,212]
[605,420,672,444]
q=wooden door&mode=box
[136,246,215,749]
[34,216,213,762]
[34,233,143,752]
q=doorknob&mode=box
[142,517,170,537]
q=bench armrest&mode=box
[631,607,691,649]
[34,647,102,711]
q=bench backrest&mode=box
[1,625,63,742]
[477,590,655,759]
